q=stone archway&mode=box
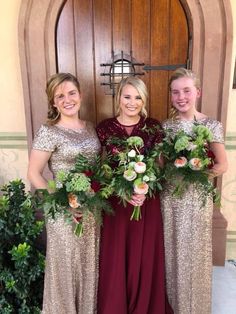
[18,0,233,265]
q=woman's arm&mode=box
[208,142,228,178]
[27,149,52,189]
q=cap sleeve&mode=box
[96,120,108,146]
[32,124,57,152]
[145,117,164,146]
[208,120,225,144]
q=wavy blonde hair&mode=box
[169,68,201,119]
[115,76,148,118]
[46,73,81,125]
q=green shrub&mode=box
[0,179,45,313]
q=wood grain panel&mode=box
[74,0,96,122]
[132,0,150,111]
[57,0,76,75]
[167,0,189,116]
[93,0,113,123]
[112,0,131,54]
[149,0,170,121]
[151,0,170,65]
[169,0,188,65]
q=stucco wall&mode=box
[0,1,28,188]
[221,0,236,259]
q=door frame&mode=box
[18,0,233,265]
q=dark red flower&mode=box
[83,170,93,177]
[91,180,101,192]
[207,149,215,169]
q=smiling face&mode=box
[118,84,143,119]
[170,77,201,115]
[53,81,81,119]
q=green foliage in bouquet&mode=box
[100,136,163,220]
[34,154,113,236]
[157,123,220,206]
[0,179,45,313]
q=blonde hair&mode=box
[169,68,201,119]
[115,76,148,118]
[46,73,81,125]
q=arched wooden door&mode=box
[56,0,189,124]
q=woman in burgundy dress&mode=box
[96,76,172,314]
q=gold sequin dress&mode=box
[160,118,224,314]
[33,122,101,314]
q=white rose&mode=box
[128,149,136,158]
[186,142,198,151]
[143,175,150,182]
[123,169,137,181]
[134,161,146,173]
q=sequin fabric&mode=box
[160,118,224,314]
[33,122,101,314]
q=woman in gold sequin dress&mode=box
[28,73,101,314]
[160,68,228,314]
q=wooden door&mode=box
[56,0,189,124]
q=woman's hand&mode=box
[128,193,146,207]
[209,142,228,177]
[68,207,83,223]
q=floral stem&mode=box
[74,221,83,237]
[130,205,142,221]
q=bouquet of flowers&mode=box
[100,136,163,221]
[34,154,113,236]
[157,122,220,206]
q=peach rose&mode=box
[174,156,188,168]
[134,181,149,195]
[68,193,81,208]
[189,158,203,170]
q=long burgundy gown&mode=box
[96,117,173,314]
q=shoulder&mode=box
[33,124,58,151]
[35,124,56,136]
[84,120,95,130]
[161,118,173,129]
[204,117,222,126]
[96,117,115,129]
[142,117,162,129]
[203,117,224,143]
[96,118,117,144]
[96,118,117,134]
[202,117,224,133]
[144,117,161,125]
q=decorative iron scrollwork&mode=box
[100,50,145,96]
